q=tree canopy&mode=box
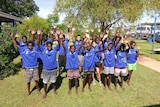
[54,0,160,31]
[0,0,39,17]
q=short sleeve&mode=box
[54,45,60,51]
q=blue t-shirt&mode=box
[115,51,127,68]
[126,48,138,64]
[73,40,83,55]
[103,48,116,67]
[39,45,59,70]
[20,47,38,68]
[115,42,121,50]
[44,38,52,45]
[83,49,95,70]
[17,41,27,53]
[91,46,100,62]
[66,51,79,69]
[59,39,69,55]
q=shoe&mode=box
[99,81,102,86]
[92,80,96,85]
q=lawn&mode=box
[136,41,160,61]
[0,57,160,107]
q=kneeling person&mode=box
[66,45,80,95]
[39,41,60,99]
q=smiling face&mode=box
[108,43,113,51]
[27,42,33,50]
[76,36,81,41]
[46,43,52,51]
[22,36,27,43]
[70,45,75,53]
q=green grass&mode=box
[0,57,160,107]
[136,41,160,61]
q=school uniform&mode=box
[66,51,80,79]
[126,48,138,71]
[115,51,127,77]
[39,45,59,84]
[103,48,116,75]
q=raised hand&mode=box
[56,30,61,35]
[50,30,54,35]
[67,24,70,28]
[98,29,101,33]
[37,30,42,35]
[31,30,36,35]
[10,32,14,37]
[53,25,57,29]
[91,29,94,33]
[15,33,20,38]
[137,46,140,50]
[28,28,31,33]
[72,27,75,32]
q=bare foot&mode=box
[37,90,42,95]
[104,87,106,90]
[43,94,47,99]
[115,87,117,91]
[88,87,92,92]
[27,92,30,96]
[54,90,58,95]
[82,88,84,93]
[108,87,112,91]
[68,90,71,95]
[126,81,130,86]
[76,90,78,95]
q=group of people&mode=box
[10,25,140,99]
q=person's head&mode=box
[76,35,81,41]
[130,41,136,49]
[108,42,113,51]
[22,36,27,43]
[46,41,53,51]
[43,34,48,41]
[27,41,34,50]
[85,42,91,51]
[115,36,122,42]
[120,43,126,52]
[70,45,76,53]
[92,41,97,47]
[95,37,100,43]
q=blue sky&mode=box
[34,0,56,18]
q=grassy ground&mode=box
[136,41,160,61]
[0,57,160,107]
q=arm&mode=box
[10,32,19,48]
[71,28,75,41]
[31,30,36,42]
[37,30,42,46]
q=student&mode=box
[102,42,115,91]
[126,41,140,86]
[39,41,60,99]
[71,31,84,75]
[66,45,80,95]
[91,40,102,86]
[19,41,41,96]
[82,42,95,92]
[114,43,127,90]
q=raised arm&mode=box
[10,32,19,48]
[71,27,75,41]
[31,30,36,42]
[37,30,42,46]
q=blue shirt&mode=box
[66,51,79,69]
[39,45,59,70]
[59,39,69,55]
[73,40,83,55]
[103,48,116,67]
[44,38,52,45]
[17,41,27,53]
[20,47,38,68]
[83,49,95,70]
[91,46,100,62]
[127,48,138,64]
[115,51,127,68]
[115,42,121,50]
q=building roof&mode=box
[141,23,160,26]
[0,11,22,22]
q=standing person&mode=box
[39,41,60,99]
[71,29,84,75]
[66,45,80,95]
[20,41,41,96]
[126,41,140,86]
[82,42,95,92]
[114,43,128,90]
[102,42,116,91]
[58,25,70,75]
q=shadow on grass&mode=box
[144,104,160,107]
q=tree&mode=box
[0,0,39,17]
[47,13,59,25]
[54,0,160,32]
[16,15,50,38]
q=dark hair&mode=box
[115,36,122,42]
[27,41,34,46]
[130,40,136,45]
[70,45,75,49]
[46,41,53,46]
[120,43,126,50]
[22,36,27,39]
[77,35,81,37]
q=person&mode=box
[66,45,80,95]
[126,41,140,86]
[39,41,60,99]
[71,29,84,76]
[58,25,70,75]
[82,42,95,92]
[114,43,127,90]
[20,41,41,96]
[102,42,115,91]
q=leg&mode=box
[104,74,107,90]
[68,79,72,95]
[107,75,112,91]
[92,72,96,85]
[115,76,118,90]
[52,83,57,95]
[43,84,47,99]
[127,70,133,86]
[96,67,102,86]
[121,76,125,90]
[75,78,79,94]
[82,74,87,92]
[27,82,31,96]
[35,80,41,95]
[88,74,92,91]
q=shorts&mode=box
[104,67,114,75]
[67,69,80,79]
[84,69,94,74]
[95,62,101,67]
[25,68,39,83]
[43,69,57,84]
[114,68,128,77]
[127,63,137,71]
[58,54,66,67]
[78,55,84,66]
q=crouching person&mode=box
[39,41,60,99]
